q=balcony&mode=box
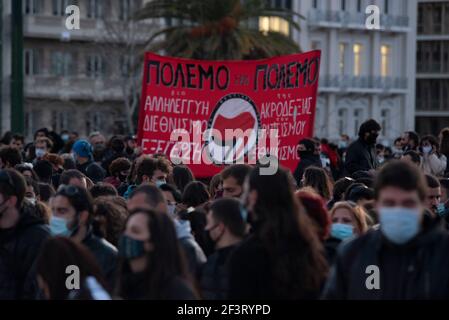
[24,75,126,101]
[23,15,151,43]
[319,75,408,93]
[307,9,409,32]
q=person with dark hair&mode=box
[135,157,171,188]
[296,191,331,243]
[344,119,381,175]
[9,134,25,153]
[344,183,374,206]
[293,138,322,187]
[104,157,132,189]
[229,166,328,299]
[425,174,441,217]
[36,237,110,300]
[33,160,54,184]
[89,182,118,199]
[322,160,449,299]
[49,185,118,286]
[15,163,39,181]
[439,128,449,175]
[24,176,39,206]
[159,183,182,217]
[0,147,22,169]
[61,153,77,170]
[327,177,356,209]
[181,181,210,209]
[221,164,252,198]
[391,137,404,158]
[303,166,333,201]
[420,135,447,177]
[440,178,449,203]
[0,131,13,147]
[0,169,50,299]
[173,165,195,194]
[72,140,106,183]
[34,128,49,140]
[93,196,128,247]
[60,169,88,189]
[116,209,198,300]
[101,136,127,176]
[402,150,421,167]
[43,153,65,188]
[209,173,223,199]
[200,198,246,300]
[402,131,420,152]
[124,135,138,159]
[128,185,206,277]
[38,183,56,204]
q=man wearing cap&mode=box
[72,140,106,184]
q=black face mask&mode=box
[366,134,378,145]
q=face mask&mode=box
[422,146,432,154]
[366,134,378,145]
[35,148,46,158]
[61,134,69,143]
[167,204,176,217]
[338,141,348,149]
[240,207,248,222]
[377,156,385,164]
[437,203,448,217]
[25,197,36,205]
[380,207,421,245]
[331,223,354,240]
[118,234,146,259]
[155,179,166,188]
[50,216,72,237]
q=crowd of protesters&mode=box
[2,120,449,300]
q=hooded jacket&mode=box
[322,215,449,300]
[344,138,378,175]
[0,204,50,299]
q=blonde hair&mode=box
[329,201,369,234]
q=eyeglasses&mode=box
[0,170,15,190]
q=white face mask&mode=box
[25,197,36,205]
[35,148,46,158]
[422,146,432,154]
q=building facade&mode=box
[416,0,449,135]
[1,0,12,133]
[22,0,147,139]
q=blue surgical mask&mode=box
[61,134,70,143]
[118,234,146,259]
[167,204,176,217]
[155,179,166,188]
[240,207,248,222]
[380,207,421,245]
[50,216,72,237]
[35,148,46,158]
[422,146,432,154]
[331,223,354,240]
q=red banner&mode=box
[137,51,321,178]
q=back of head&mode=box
[110,137,125,154]
[303,166,332,200]
[182,181,210,208]
[221,164,252,187]
[406,131,420,147]
[425,174,440,189]
[60,169,85,186]
[38,183,56,203]
[173,165,194,193]
[36,237,107,300]
[72,140,93,159]
[295,190,330,241]
[109,157,132,177]
[130,184,166,210]
[34,160,54,183]
[345,183,374,203]
[0,147,22,168]
[403,150,421,165]
[210,198,246,238]
[333,177,355,201]
[374,160,427,201]
[89,182,118,199]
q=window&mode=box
[357,0,362,13]
[339,43,347,75]
[341,0,346,11]
[338,109,347,135]
[311,41,321,50]
[433,4,443,34]
[381,109,390,137]
[120,55,131,77]
[384,0,389,14]
[354,109,364,137]
[86,55,104,78]
[259,17,290,36]
[313,0,319,9]
[87,0,102,19]
[119,0,132,21]
[353,44,363,76]
[53,0,78,16]
[50,52,74,77]
[24,49,40,76]
[24,0,41,15]
[381,45,391,77]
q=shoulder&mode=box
[231,235,267,264]
[336,230,380,265]
[166,277,197,300]
[85,234,118,257]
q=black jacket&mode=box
[294,154,322,186]
[77,161,105,183]
[344,138,378,175]
[322,216,449,300]
[200,245,237,300]
[0,204,50,299]
[82,229,118,289]
[324,237,342,266]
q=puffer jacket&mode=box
[0,204,50,299]
[322,215,449,300]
